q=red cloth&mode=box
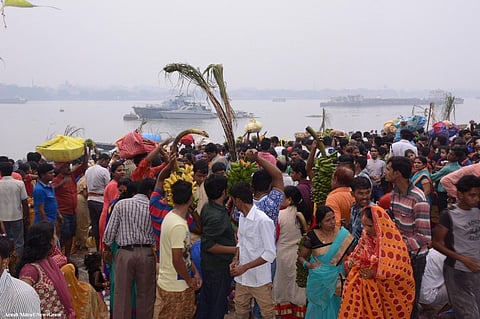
[13,171,23,181]
[24,174,35,197]
[117,130,157,159]
[258,151,277,166]
[377,192,392,211]
[99,180,119,252]
[55,162,69,169]
[130,159,167,181]
[0,172,23,181]
[180,134,194,146]
[53,162,88,214]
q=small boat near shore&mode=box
[123,112,139,121]
[235,110,255,118]
[0,97,28,104]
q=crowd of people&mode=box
[0,119,479,319]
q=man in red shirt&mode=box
[130,139,171,181]
[53,146,88,257]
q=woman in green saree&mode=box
[298,205,354,319]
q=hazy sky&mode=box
[1,0,479,90]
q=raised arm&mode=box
[155,153,177,190]
[145,138,173,164]
[441,164,480,199]
[246,148,284,192]
[432,216,480,272]
[306,139,318,181]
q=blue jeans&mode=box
[4,219,24,260]
[195,269,233,319]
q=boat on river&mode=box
[320,90,464,107]
[123,112,139,121]
[235,110,255,118]
[0,97,28,104]
[132,94,254,119]
[132,94,215,119]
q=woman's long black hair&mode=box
[284,185,311,224]
[16,221,54,275]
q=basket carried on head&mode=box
[36,135,85,162]
[116,130,158,159]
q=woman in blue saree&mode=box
[411,156,433,205]
[298,205,354,319]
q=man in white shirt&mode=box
[0,162,29,260]
[0,237,41,318]
[419,248,448,314]
[365,146,386,202]
[391,129,418,157]
[85,153,110,251]
[271,136,284,158]
[230,182,276,319]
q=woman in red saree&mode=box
[339,205,415,319]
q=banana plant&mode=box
[1,0,59,27]
[3,0,35,8]
[441,94,456,122]
[163,63,238,161]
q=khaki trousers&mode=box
[75,194,90,248]
[234,282,275,319]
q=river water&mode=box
[1,98,478,160]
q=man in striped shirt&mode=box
[385,156,431,319]
[104,178,156,319]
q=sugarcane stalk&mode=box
[306,126,326,157]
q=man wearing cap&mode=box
[53,145,88,257]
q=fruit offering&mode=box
[163,164,197,206]
[227,160,257,195]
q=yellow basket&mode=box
[36,135,85,162]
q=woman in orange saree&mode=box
[339,205,415,319]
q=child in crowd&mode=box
[433,146,450,172]
[84,252,109,300]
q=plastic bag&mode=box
[116,130,158,159]
[429,121,459,138]
[36,135,85,162]
[393,115,426,132]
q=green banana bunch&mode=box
[311,153,337,204]
[227,160,257,195]
[305,126,337,205]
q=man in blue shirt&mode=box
[33,163,59,224]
